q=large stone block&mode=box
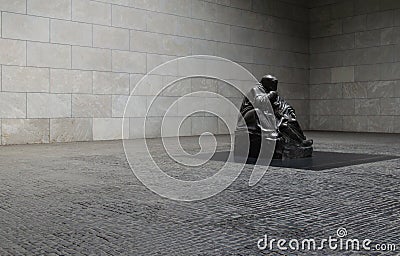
[72,0,111,25]
[380,63,400,80]
[310,99,354,116]
[273,66,308,85]
[0,0,26,13]
[27,93,71,118]
[130,30,159,53]
[342,82,368,98]
[331,1,354,19]
[218,118,230,134]
[310,83,342,99]
[355,30,381,48]
[162,76,191,97]
[50,69,92,94]
[157,0,191,16]
[204,21,230,43]
[51,20,92,47]
[158,34,192,57]
[394,44,400,62]
[367,10,394,29]
[50,118,92,142]
[355,65,381,81]
[380,27,400,45]
[191,0,217,22]
[380,0,400,10]
[309,37,330,53]
[380,98,400,115]
[2,13,49,42]
[230,0,252,10]
[395,81,400,97]
[216,42,253,63]
[343,116,368,132]
[2,119,50,145]
[192,77,218,94]
[355,99,380,115]
[129,117,163,138]
[111,50,146,74]
[310,5,331,22]
[28,0,71,19]
[93,71,129,95]
[278,83,308,100]
[112,95,147,118]
[311,34,355,53]
[309,115,343,131]
[0,92,26,118]
[252,0,274,15]
[176,17,205,39]
[131,74,163,95]
[93,118,129,140]
[130,30,191,56]
[147,96,179,117]
[93,25,130,50]
[129,117,144,139]
[191,116,218,135]
[146,12,178,35]
[354,0,379,15]
[308,0,338,8]
[72,46,111,71]
[230,26,257,46]
[127,0,158,11]
[367,116,394,133]
[331,66,354,83]
[343,46,394,66]
[191,39,217,55]
[310,52,343,68]
[161,116,192,137]
[204,96,237,117]
[111,5,146,30]
[27,42,71,69]
[253,31,276,49]
[395,116,400,133]
[396,9,400,26]
[367,81,396,98]
[273,34,308,53]
[310,20,342,38]
[343,15,366,33]
[0,38,26,65]
[252,48,272,65]
[146,54,178,76]
[72,95,112,118]
[2,66,49,92]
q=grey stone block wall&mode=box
[309,0,400,133]
[0,0,310,145]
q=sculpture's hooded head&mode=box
[260,75,278,92]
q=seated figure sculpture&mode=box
[234,75,313,160]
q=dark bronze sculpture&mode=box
[234,75,313,160]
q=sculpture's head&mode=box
[260,75,278,92]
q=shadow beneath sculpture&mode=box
[206,151,399,171]
[234,75,313,161]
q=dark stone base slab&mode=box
[207,150,399,171]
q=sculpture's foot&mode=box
[301,139,313,147]
[281,144,313,159]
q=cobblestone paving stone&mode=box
[0,133,399,255]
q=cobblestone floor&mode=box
[0,132,399,255]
